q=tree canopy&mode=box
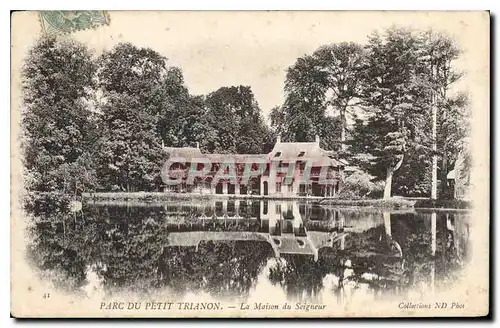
[22,38,98,192]
[21,26,470,199]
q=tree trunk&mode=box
[431,66,438,200]
[441,147,448,198]
[431,124,438,199]
[340,110,347,151]
[440,103,449,199]
[384,156,404,200]
[383,167,394,200]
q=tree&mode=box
[203,86,271,154]
[349,116,406,197]
[353,28,429,199]
[95,43,170,191]
[275,43,364,150]
[419,31,467,199]
[278,56,332,146]
[312,43,366,150]
[270,103,320,144]
[97,42,168,96]
[154,68,215,149]
[25,193,88,293]
[95,92,163,191]
[21,37,98,192]
[392,147,432,197]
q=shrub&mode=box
[338,170,384,199]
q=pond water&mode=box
[25,196,470,305]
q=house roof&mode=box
[270,142,340,166]
[164,147,268,163]
[163,140,341,166]
[204,153,268,163]
[167,231,270,247]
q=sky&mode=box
[13,11,488,119]
[12,11,488,116]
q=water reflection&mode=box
[25,195,470,304]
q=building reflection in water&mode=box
[163,200,346,262]
[25,195,470,305]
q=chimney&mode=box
[276,135,281,144]
[195,142,200,149]
[315,135,320,145]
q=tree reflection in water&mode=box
[25,194,470,303]
[158,241,274,299]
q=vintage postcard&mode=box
[10,11,490,318]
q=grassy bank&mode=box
[81,192,472,210]
[319,198,416,209]
[82,192,415,208]
[82,192,212,202]
[413,198,471,210]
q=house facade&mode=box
[162,136,344,198]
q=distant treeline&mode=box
[21,27,470,198]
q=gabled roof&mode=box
[204,153,268,163]
[270,142,340,166]
[167,231,270,247]
[271,142,318,159]
[163,139,342,167]
[164,146,268,163]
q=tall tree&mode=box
[155,68,215,149]
[353,28,429,199]
[22,37,97,192]
[97,42,167,97]
[203,86,271,154]
[95,43,168,191]
[434,92,470,198]
[278,55,332,145]
[419,31,466,199]
[276,42,364,150]
[312,42,366,150]
[95,92,163,191]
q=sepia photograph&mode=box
[10,10,490,318]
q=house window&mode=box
[275,204,281,215]
[288,184,293,192]
[276,182,282,192]
[274,152,281,157]
[298,151,305,157]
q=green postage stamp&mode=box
[39,11,110,36]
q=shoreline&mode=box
[79,192,471,210]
